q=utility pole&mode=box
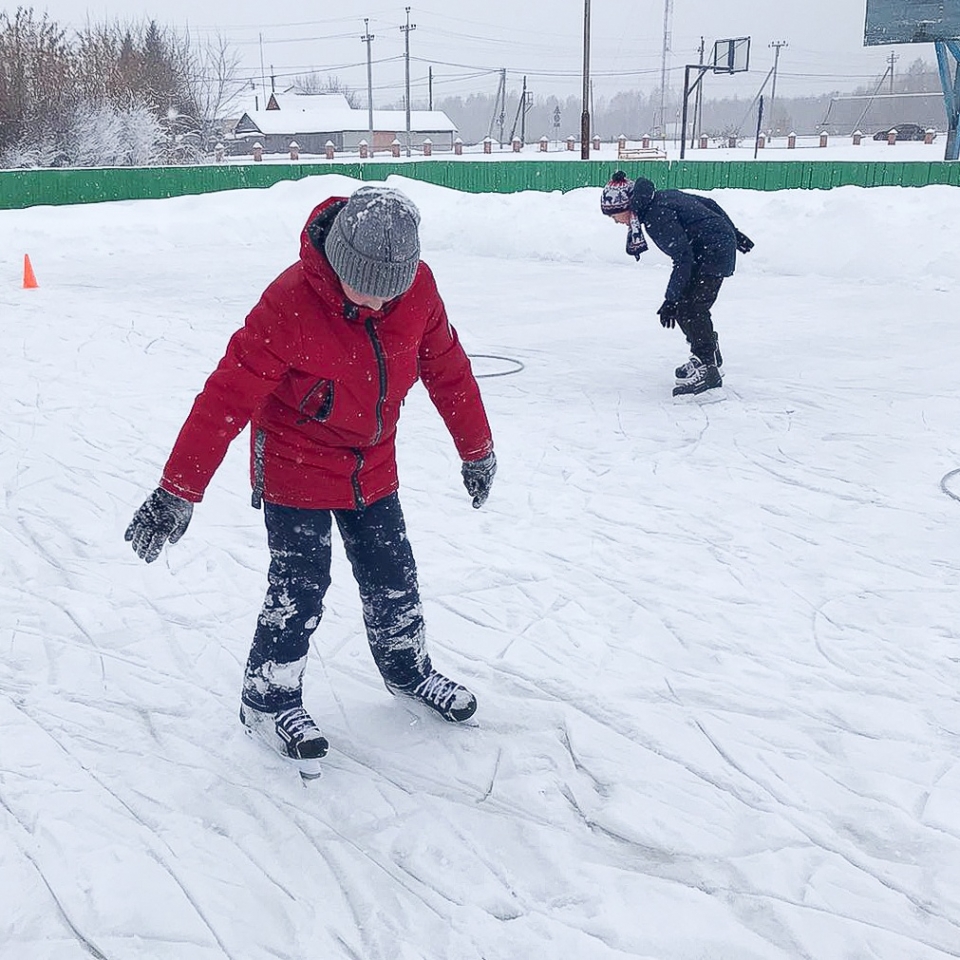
[522,79,532,145]
[658,0,673,141]
[361,19,375,151]
[401,7,416,157]
[259,34,267,105]
[887,49,899,93]
[769,40,788,137]
[428,66,433,111]
[498,68,506,145]
[488,69,507,144]
[581,0,591,159]
[509,76,533,145]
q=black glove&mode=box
[735,230,754,254]
[125,487,194,563]
[658,300,679,329]
[461,452,497,509]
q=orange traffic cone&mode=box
[23,254,39,289]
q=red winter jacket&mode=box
[160,197,493,510]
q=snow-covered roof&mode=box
[238,108,457,135]
[231,91,457,136]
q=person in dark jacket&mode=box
[125,185,496,777]
[601,171,754,396]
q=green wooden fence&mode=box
[1,159,958,211]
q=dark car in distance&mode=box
[872,123,933,141]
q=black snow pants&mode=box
[241,493,431,712]
[675,270,724,364]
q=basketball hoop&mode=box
[679,37,751,158]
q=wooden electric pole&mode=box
[581,0,591,159]
[401,7,416,157]
[362,19,375,151]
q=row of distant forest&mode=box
[0,6,948,169]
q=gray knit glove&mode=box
[125,487,194,563]
[461,452,497,509]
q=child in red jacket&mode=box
[125,186,496,777]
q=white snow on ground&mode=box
[1,172,959,960]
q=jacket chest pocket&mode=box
[383,345,420,396]
[297,378,335,423]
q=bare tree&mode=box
[182,31,244,152]
[0,7,75,156]
[292,72,360,108]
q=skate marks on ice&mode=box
[3,184,960,958]
[403,268,960,957]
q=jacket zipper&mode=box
[349,318,388,509]
[251,428,266,508]
[365,317,387,446]
[350,449,366,508]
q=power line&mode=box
[407,54,664,79]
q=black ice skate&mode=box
[385,669,478,723]
[675,346,723,383]
[672,360,723,397]
[240,701,328,779]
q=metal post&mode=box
[362,19,375,151]
[401,7,416,158]
[680,65,692,159]
[935,40,960,160]
[692,36,704,147]
[581,0,591,159]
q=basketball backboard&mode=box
[864,0,960,45]
[711,37,751,73]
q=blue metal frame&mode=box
[935,41,960,160]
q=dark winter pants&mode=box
[675,271,724,363]
[241,493,431,712]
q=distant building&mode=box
[227,92,458,154]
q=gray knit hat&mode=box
[324,186,421,299]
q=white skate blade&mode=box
[243,726,325,781]
[297,759,323,782]
[673,386,726,403]
[391,694,481,728]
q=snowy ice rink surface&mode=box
[1,173,959,960]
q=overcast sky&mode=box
[28,1,939,103]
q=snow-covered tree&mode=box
[0,12,230,168]
[58,98,164,167]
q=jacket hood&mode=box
[298,196,418,321]
[300,196,346,279]
[632,177,656,216]
[299,197,367,319]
